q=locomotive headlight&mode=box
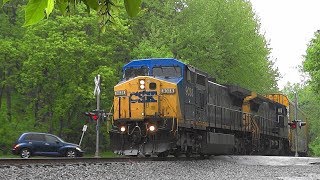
[139,79,146,89]
[149,125,156,132]
[139,80,145,85]
[161,88,175,94]
[120,126,126,132]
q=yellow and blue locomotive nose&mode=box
[113,76,181,121]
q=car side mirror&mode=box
[55,140,60,144]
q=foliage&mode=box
[129,0,279,94]
[129,0,178,58]
[18,13,127,149]
[301,31,320,156]
[282,83,320,156]
[304,31,320,92]
[181,0,278,93]
[1,0,142,27]
[0,5,131,154]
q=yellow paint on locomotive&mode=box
[265,94,289,107]
[113,76,182,121]
[242,92,260,141]
[242,92,257,127]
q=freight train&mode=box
[109,58,308,157]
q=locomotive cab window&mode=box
[153,66,181,78]
[196,74,206,86]
[124,66,149,79]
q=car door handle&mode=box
[44,143,49,145]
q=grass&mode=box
[84,151,119,158]
[0,154,16,158]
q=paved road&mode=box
[212,155,320,180]
[1,156,320,180]
[214,155,320,166]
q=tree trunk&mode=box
[6,85,12,122]
[34,93,40,127]
[49,110,54,133]
[0,84,5,110]
[0,69,5,110]
[59,117,63,137]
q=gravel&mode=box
[1,156,320,180]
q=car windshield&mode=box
[153,66,181,78]
[124,66,149,79]
[56,136,65,142]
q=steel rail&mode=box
[0,156,204,166]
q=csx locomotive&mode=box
[109,58,308,157]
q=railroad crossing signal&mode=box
[288,120,306,129]
[298,121,306,128]
[94,75,101,96]
[94,74,101,158]
[84,111,99,121]
[84,110,107,122]
[288,121,297,129]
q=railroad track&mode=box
[0,156,205,166]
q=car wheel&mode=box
[20,148,31,158]
[157,151,169,158]
[65,149,76,158]
[144,154,151,158]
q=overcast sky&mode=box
[249,0,320,89]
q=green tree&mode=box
[283,83,320,156]
[18,13,126,145]
[302,30,320,156]
[129,0,279,93]
[0,5,132,154]
[129,0,179,58]
[304,31,320,92]
[178,0,278,93]
[0,0,25,119]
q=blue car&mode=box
[12,132,84,158]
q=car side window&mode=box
[45,135,59,143]
[24,134,33,141]
[31,134,45,141]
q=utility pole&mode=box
[94,75,101,158]
[294,92,299,157]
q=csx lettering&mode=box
[131,91,157,103]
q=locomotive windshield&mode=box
[153,66,181,78]
[124,66,149,79]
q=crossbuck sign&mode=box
[94,75,101,96]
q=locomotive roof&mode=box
[123,58,186,70]
[227,85,286,108]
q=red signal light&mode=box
[85,112,99,121]
[92,114,98,121]
[288,121,297,129]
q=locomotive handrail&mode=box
[162,96,178,117]
[206,103,280,136]
[207,103,242,113]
